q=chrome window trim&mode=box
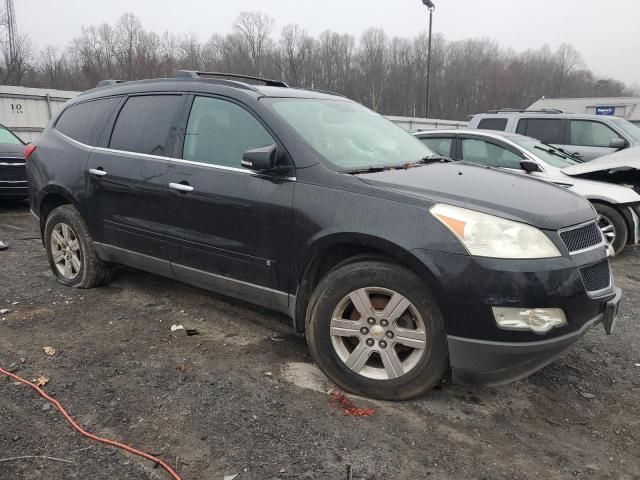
[0,157,25,160]
[55,129,296,181]
[0,180,28,184]
[0,162,25,166]
[557,219,606,255]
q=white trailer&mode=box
[0,85,80,143]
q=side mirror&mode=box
[609,137,627,149]
[520,160,542,173]
[241,145,278,171]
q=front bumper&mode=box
[448,287,621,385]
[411,246,620,385]
[0,181,28,198]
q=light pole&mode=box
[422,0,435,118]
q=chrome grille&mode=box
[580,260,611,293]
[560,221,603,254]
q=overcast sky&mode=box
[16,0,640,86]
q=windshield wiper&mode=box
[537,144,584,163]
[414,155,453,165]
[344,156,452,174]
[343,166,394,174]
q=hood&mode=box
[357,162,595,230]
[0,142,25,157]
[563,146,640,176]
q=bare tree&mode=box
[357,28,389,112]
[6,10,632,120]
[0,33,33,84]
[233,11,275,76]
[277,24,312,86]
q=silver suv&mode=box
[468,110,640,161]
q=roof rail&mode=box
[486,108,564,114]
[96,79,125,88]
[174,70,289,88]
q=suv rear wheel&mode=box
[44,205,113,288]
[306,259,448,400]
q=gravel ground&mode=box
[1,200,639,480]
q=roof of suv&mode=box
[472,110,621,122]
[77,71,346,103]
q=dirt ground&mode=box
[1,200,639,480]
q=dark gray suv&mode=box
[26,71,621,400]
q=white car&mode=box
[414,129,640,255]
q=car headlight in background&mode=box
[430,204,561,259]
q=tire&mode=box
[593,203,628,256]
[44,204,113,288]
[305,259,449,401]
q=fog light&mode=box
[492,307,567,334]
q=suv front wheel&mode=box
[306,259,449,400]
[44,205,113,288]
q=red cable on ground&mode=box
[0,366,183,480]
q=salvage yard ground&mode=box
[1,200,639,480]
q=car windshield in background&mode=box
[264,98,434,171]
[510,136,579,168]
[612,118,640,142]
[0,126,23,145]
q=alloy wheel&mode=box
[330,287,428,380]
[51,223,82,280]
[598,214,616,250]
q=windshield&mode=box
[612,118,640,142]
[0,125,23,145]
[509,136,579,167]
[264,98,434,171]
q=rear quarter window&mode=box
[477,118,508,131]
[516,118,564,144]
[55,97,122,146]
[109,95,183,156]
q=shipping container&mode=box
[0,85,80,143]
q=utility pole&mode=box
[421,0,435,118]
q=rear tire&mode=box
[305,259,448,401]
[44,205,113,288]
[593,203,628,256]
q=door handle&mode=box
[89,168,107,176]
[169,182,194,193]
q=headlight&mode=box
[430,204,561,259]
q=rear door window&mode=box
[182,96,275,168]
[569,120,619,147]
[477,118,508,131]
[109,95,183,156]
[461,138,524,169]
[55,97,121,146]
[419,137,454,157]
[516,119,564,144]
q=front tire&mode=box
[305,259,448,401]
[593,203,628,256]
[44,205,113,288]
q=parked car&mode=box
[414,129,640,255]
[27,71,621,400]
[563,145,640,193]
[468,109,640,161]
[0,122,27,199]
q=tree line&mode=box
[0,11,632,120]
